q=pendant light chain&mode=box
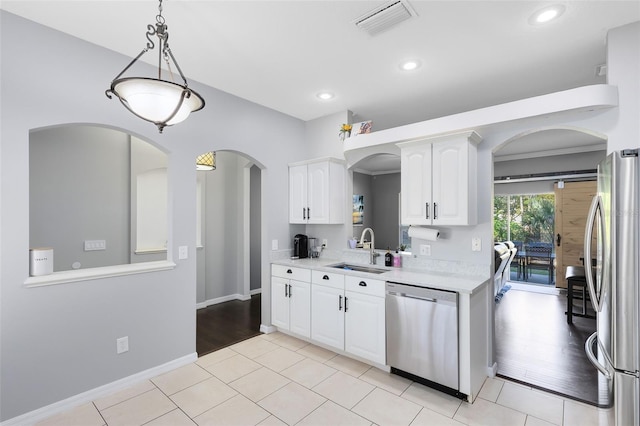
[106,0,205,133]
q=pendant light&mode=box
[196,152,216,171]
[106,0,205,133]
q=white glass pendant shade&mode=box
[113,78,204,126]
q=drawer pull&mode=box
[286,269,292,274]
[323,275,329,280]
[359,281,367,287]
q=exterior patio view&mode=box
[494,194,555,285]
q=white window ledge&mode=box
[23,260,176,288]
[134,248,168,255]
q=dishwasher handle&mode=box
[386,282,458,304]
[387,291,436,303]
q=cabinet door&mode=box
[311,284,345,351]
[306,161,330,224]
[344,291,386,365]
[271,277,290,330]
[289,164,308,224]
[432,140,469,225]
[289,279,311,337]
[401,145,432,225]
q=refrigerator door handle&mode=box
[584,195,604,312]
[585,332,612,380]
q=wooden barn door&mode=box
[554,181,597,288]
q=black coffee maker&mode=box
[293,234,309,259]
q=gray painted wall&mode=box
[30,126,131,271]
[352,172,402,250]
[351,172,373,240]
[1,11,307,421]
[371,173,401,251]
[494,150,606,195]
[250,165,261,291]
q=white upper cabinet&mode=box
[399,131,481,226]
[289,158,345,224]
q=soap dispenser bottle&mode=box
[393,250,402,267]
[385,248,393,267]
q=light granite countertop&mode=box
[271,256,488,295]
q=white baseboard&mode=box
[487,362,498,377]
[260,324,277,334]
[1,353,197,426]
[195,289,261,310]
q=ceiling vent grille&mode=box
[354,0,417,36]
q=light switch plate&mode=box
[272,239,278,250]
[178,246,188,260]
[419,244,431,256]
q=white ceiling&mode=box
[1,1,636,172]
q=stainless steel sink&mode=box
[327,263,388,274]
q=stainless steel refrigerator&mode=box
[584,149,639,425]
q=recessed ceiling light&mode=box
[529,4,566,25]
[400,60,421,71]
[316,91,334,100]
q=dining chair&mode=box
[525,243,554,284]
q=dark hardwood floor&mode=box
[196,294,262,356]
[495,286,598,405]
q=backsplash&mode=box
[270,247,488,278]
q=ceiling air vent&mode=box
[354,0,417,36]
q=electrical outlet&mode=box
[84,240,106,251]
[178,245,188,260]
[271,239,278,250]
[472,237,482,252]
[420,244,431,256]
[116,336,129,354]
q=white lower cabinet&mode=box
[344,289,386,365]
[311,271,345,351]
[271,265,311,338]
[344,276,386,365]
[310,270,386,365]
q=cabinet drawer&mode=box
[312,270,345,289]
[345,276,385,297]
[272,264,311,281]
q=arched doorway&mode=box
[492,127,606,405]
[195,150,264,355]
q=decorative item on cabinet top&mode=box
[339,123,353,141]
[352,121,373,136]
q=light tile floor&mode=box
[36,332,614,426]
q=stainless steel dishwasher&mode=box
[386,281,459,393]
